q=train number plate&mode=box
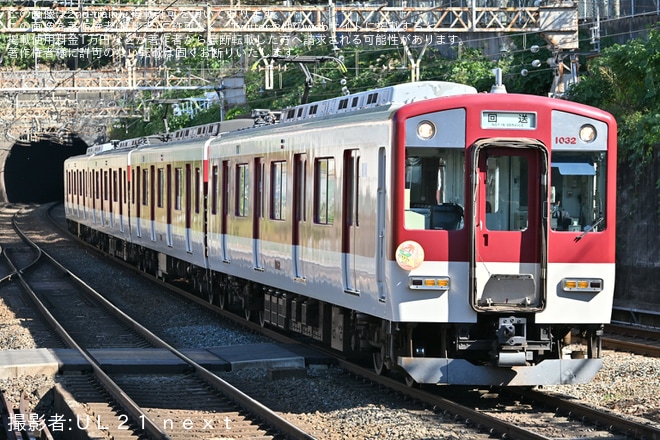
[481,111,537,130]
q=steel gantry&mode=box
[0,2,578,143]
[0,3,576,37]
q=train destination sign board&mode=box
[481,111,537,129]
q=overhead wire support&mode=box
[0,4,560,35]
[0,2,579,142]
[252,55,348,104]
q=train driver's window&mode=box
[550,152,607,232]
[404,148,465,230]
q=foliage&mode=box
[417,46,501,92]
[567,28,660,213]
[567,29,660,171]
[568,30,659,115]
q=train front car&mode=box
[388,91,616,386]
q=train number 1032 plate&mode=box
[481,111,537,130]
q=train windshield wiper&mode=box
[574,217,604,242]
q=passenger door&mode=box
[253,157,264,271]
[471,140,548,311]
[292,153,307,282]
[342,149,360,295]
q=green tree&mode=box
[568,29,660,172]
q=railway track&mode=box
[3,202,660,439]
[45,202,660,439]
[603,324,660,357]
[1,203,316,440]
[338,360,660,440]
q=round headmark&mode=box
[395,240,425,271]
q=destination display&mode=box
[481,111,537,129]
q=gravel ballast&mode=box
[1,205,658,438]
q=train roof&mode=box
[83,81,477,157]
[278,81,477,124]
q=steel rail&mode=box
[0,391,19,440]
[334,359,555,440]
[4,213,172,440]
[602,337,660,357]
[54,202,660,440]
[21,206,317,440]
[516,389,660,440]
[45,203,595,440]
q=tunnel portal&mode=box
[1,138,88,204]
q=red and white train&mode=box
[64,80,617,386]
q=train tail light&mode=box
[562,278,603,292]
[409,276,450,291]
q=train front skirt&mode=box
[398,357,603,386]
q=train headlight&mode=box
[579,124,596,143]
[416,121,436,140]
[395,240,424,271]
[562,278,603,292]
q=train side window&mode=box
[142,168,149,206]
[236,163,249,217]
[157,168,164,208]
[113,170,118,202]
[131,170,135,204]
[95,171,100,200]
[194,167,201,214]
[271,161,287,220]
[175,167,183,211]
[103,171,108,201]
[314,157,335,225]
[550,152,607,232]
[294,154,307,223]
[404,148,465,230]
[211,165,219,215]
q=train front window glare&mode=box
[485,155,529,231]
[404,148,465,230]
[550,152,607,232]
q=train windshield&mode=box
[404,148,465,230]
[550,151,607,232]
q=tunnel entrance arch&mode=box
[0,138,87,204]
